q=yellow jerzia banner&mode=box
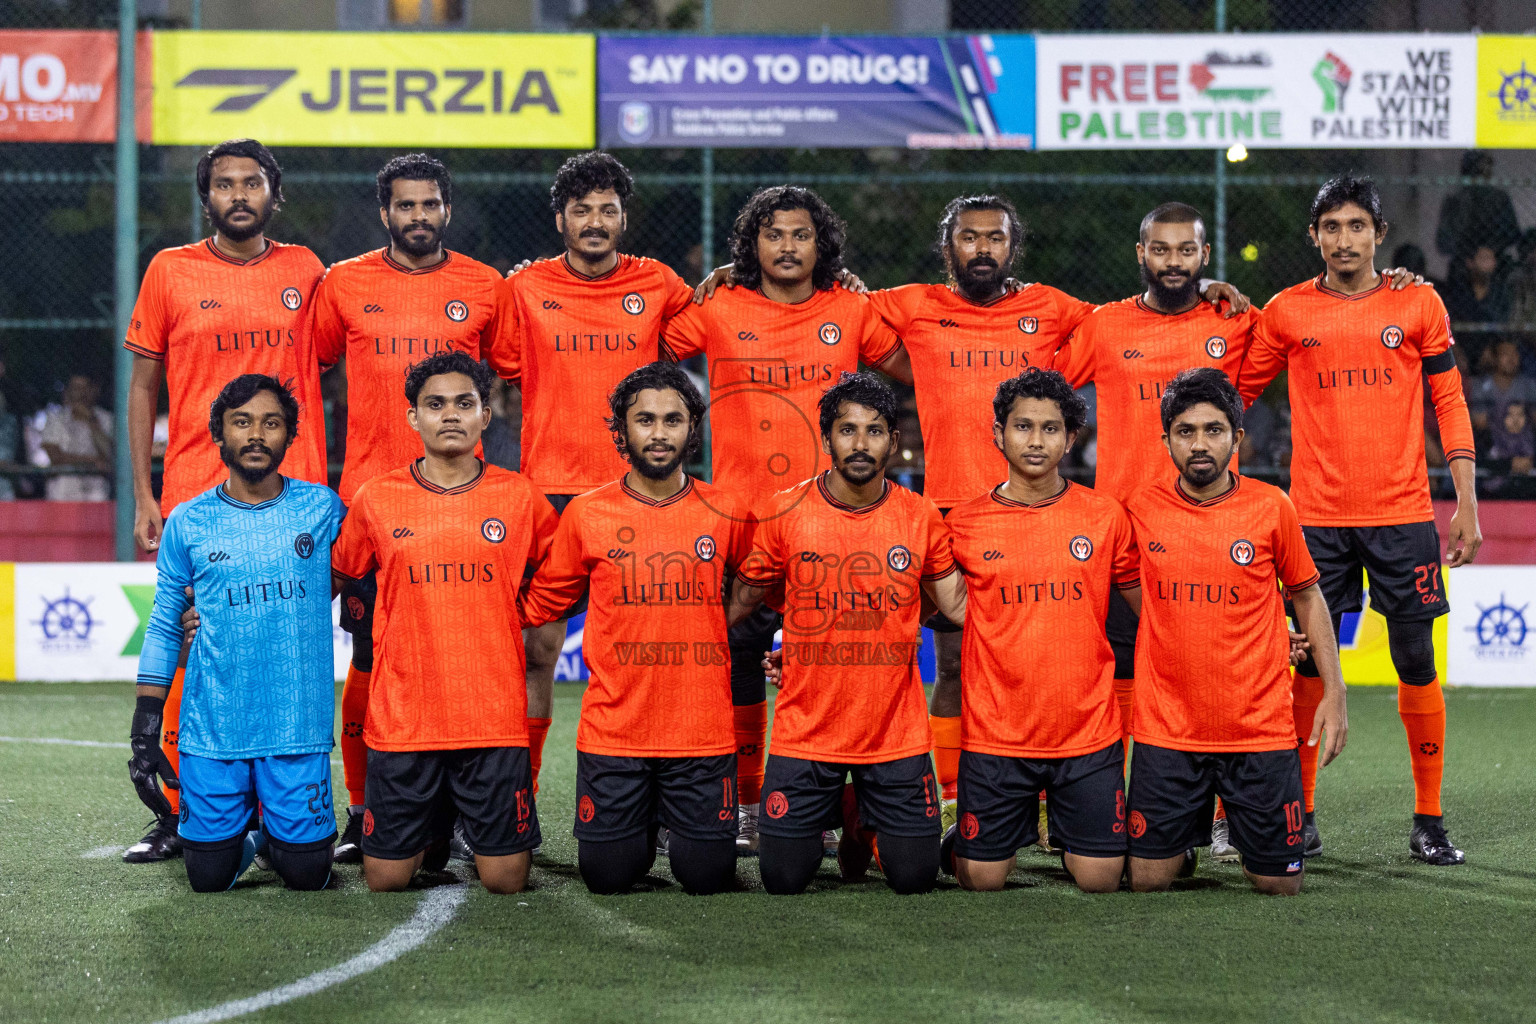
[1476,36,1536,149]
[152,31,595,148]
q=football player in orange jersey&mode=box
[497,153,699,816]
[312,153,511,863]
[1239,176,1480,866]
[122,139,329,863]
[942,369,1139,893]
[1126,368,1347,895]
[521,362,748,896]
[331,351,556,894]
[662,188,908,855]
[729,372,965,895]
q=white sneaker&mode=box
[1210,816,1240,862]
[736,804,760,857]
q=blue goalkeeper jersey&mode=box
[136,477,344,759]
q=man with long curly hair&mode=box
[662,185,909,856]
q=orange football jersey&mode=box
[494,254,695,495]
[124,240,328,515]
[948,482,1139,758]
[1126,474,1320,753]
[739,475,954,764]
[1239,276,1475,526]
[311,249,507,504]
[331,461,558,751]
[520,475,749,758]
[661,285,902,505]
[1057,298,1255,504]
[868,282,1095,507]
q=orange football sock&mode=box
[340,666,371,806]
[1213,799,1227,822]
[528,717,552,795]
[1113,676,1134,754]
[1292,674,1325,813]
[160,666,185,815]
[930,714,961,802]
[1398,680,1446,817]
[733,701,768,805]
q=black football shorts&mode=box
[759,753,940,840]
[955,742,1127,860]
[1301,522,1448,622]
[574,751,738,843]
[363,745,540,859]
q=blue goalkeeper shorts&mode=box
[177,751,337,846]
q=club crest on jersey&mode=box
[1230,538,1256,566]
[818,322,842,346]
[444,300,469,322]
[280,287,302,311]
[1069,535,1093,561]
[695,535,717,562]
[481,518,506,544]
[887,545,912,572]
[294,533,314,559]
[1205,335,1227,359]
[1018,316,1039,334]
[622,292,645,315]
[1381,325,1404,349]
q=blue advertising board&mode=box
[598,35,1036,149]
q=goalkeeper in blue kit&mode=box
[128,374,344,892]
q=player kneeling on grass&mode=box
[940,368,1139,893]
[1125,368,1347,895]
[129,373,345,892]
[520,362,748,896]
[330,351,558,894]
[730,372,965,896]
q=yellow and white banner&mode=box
[1475,36,1536,149]
[151,30,595,148]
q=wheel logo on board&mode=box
[1069,535,1093,562]
[622,292,645,315]
[1381,325,1404,349]
[482,518,506,544]
[281,287,302,311]
[445,300,469,322]
[1230,539,1255,566]
[818,322,842,346]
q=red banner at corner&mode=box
[0,30,151,143]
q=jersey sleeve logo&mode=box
[887,545,912,572]
[445,300,469,322]
[695,535,717,561]
[622,292,646,315]
[481,518,506,544]
[1381,325,1404,349]
[1205,335,1227,359]
[1069,535,1094,561]
[294,533,314,559]
[818,322,842,346]
[1230,539,1256,566]
[1018,316,1039,334]
[281,287,302,311]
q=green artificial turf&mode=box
[2,683,1533,1024]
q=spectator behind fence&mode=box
[0,360,17,500]
[39,374,113,501]
[1485,400,1535,498]
[1436,151,1522,263]
[1472,338,1536,435]
[1391,243,1433,287]
[1445,245,1513,324]
[1507,229,1536,325]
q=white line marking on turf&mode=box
[81,845,127,859]
[149,883,467,1024]
[567,893,669,949]
[0,735,130,749]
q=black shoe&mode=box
[1409,815,1465,866]
[334,808,364,864]
[449,817,474,862]
[939,823,958,876]
[1302,812,1323,859]
[123,815,182,863]
[1176,848,1198,879]
[421,834,451,874]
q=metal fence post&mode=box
[113,0,139,561]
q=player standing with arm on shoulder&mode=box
[663,187,908,854]
[1238,175,1479,865]
[521,362,747,895]
[122,139,329,863]
[943,368,1140,893]
[330,351,557,894]
[495,152,699,803]
[129,374,344,892]
[1126,368,1346,895]
[728,372,964,895]
[310,153,510,862]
